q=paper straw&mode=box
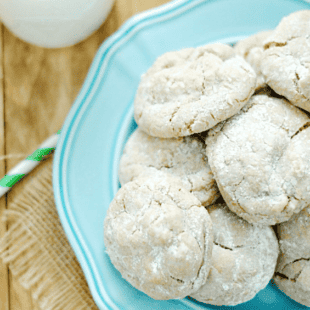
[0,132,60,198]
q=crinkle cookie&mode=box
[104,172,213,300]
[274,206,310,307]
[261,10,310,112]
[235,30,273,90]
[206,94,310,225]
[134,43,256,138]
[119,128,219,206]
[190,203,279,306]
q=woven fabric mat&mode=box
[0,157,99,310]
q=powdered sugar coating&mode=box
[119,128,219,206]
[206,94,310,225]
[274,205,310,306]
[235,30,273,90]
[190,203,279,306]
[261,10,310,112]
[104,172,213,300]
[134,43,256,138]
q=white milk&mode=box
[0,0,115,48]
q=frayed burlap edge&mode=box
[0,158,98,310]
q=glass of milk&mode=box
[0,0,115,48]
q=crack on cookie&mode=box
[195,253,206,280]
[149,212,162,228]
[291,122,310,139]
[292,258,310,263]
[275,268,303,283]
[264,53,281,60]
[221,131,234,144]
[234,176,245,188]
[276,257,310,283]
[213,241,233,251]
[240,99,261,113]
[274,272,293,281]
[161,164,174,169]
[283,257,310,271]
[214,240,247,252]
[292,73,303,96]
[131,228,138,235]
[293,269,303,282]
[188,226,208,286]
[185,117,197,133]
[169,106,180,123]
[194,228,205,253]
[170,276,185,283]
[265,41,287,49]
[121,198,129,214]
[234,196,247,214]
[235,90,255,106]
[281,196,292,213]
[163,185,191,208]
[240,63,253,75]
[264,36,302,50]
[186,176,194,191]
[153,199,163,207]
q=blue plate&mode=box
[53,0,310,309]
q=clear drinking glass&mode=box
[0,0,115,48]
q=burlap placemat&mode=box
[0,157,99,310]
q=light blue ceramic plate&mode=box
[53,0,310,309]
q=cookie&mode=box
[134,43,256,138]
[261,10,310,112]
[206,94,310,225]
[274,206,310,306]
[190,203,279,306]
[104,172,213,300]
[119,128,219,206]
[235,30,273,90]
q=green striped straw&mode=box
[0,131,60,198]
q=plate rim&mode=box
[53,0,310,309]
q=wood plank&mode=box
[0,22,10,310]
[114,0,134,26]
[3,1,171,309]
[3,24,41,310]
[8,277,33,310]
[3,18,102,310]
[132,0,170,13]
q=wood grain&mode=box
[1,0,170,309]
[0,22,10,310]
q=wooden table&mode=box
[0,1,169,309]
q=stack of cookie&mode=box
[104,10,310,307]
